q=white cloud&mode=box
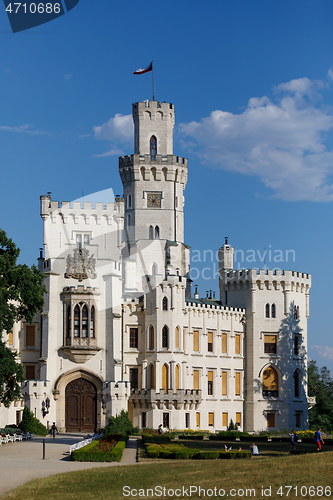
[93,148,124,158]
[179,75,333,202]
[93,114,133,143]
[311,345,333,361]
[0,124,48,135]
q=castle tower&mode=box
[218,237,234,306]
[119,101,190,292]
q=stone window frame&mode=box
[62,288,98,348]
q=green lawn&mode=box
[3,449,333,500]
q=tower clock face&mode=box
[147,193,162,208]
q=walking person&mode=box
[289,429,298,454]
[51,422,58,439]
[314,427,324,451]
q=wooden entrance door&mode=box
[65,378,96,432]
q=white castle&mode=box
[1,100,313,433]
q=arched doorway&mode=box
[65,378,97,432]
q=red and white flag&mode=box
[133,62,153,75]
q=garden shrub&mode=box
[219,451,252,459]
[71,435,128,462]
[18,406,47,436]
[104,410,136,437]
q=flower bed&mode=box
[71,435,128,462]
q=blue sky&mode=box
[1,0,333,371]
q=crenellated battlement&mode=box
[40,194,124,223]
[185,298,245,316]
[223,268,311,291]
[119,154,188,167]
[119,154,188,186]
[132,100,175,119]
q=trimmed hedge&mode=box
[179,435,205,440]
[145,442,200,459]
[71,435,128,462]
[142,434,171,444]
[219,451,252,459]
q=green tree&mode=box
[308,360,333,432]
[104,410,137,436]
[19,406,48,436]
[0,230,46,407]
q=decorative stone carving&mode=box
[65,248,97,281]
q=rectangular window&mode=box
[185,413,190,428]
[76,234,82,247]
[235,372,241,396]
[130,368,138,390]
[193,330,199,351]
[222,412,228,427]
[294,335,299,356]
[222,371,227,396]
[193,370,199,390]
[208,331,213,352]
[130,328,138,349]
[141,412,146,428]
[208,412,214,427]
[196,412,200,427]
[163,413,169,428]
[84,234,90,246]
[8,329,13,346]
[295,413,301,428]
[25,365,35,380]
[264,335,277,354]
[208,371,213,395]
[236,412,241,427]
[222,333,227,353]
[267,413,276,428]
[26,325,35,347]
[235,334,241,355]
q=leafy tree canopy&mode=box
[104,410,137,436]
[308,360,333,433]
[0,229,46,407]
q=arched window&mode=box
[127,214,131,226]
[162,297,168,311]
[271,304,276,319]
[294,370,301,398]
[150,363,155,389]
[151,167,156,181]
[155,226,160,239]
[150,135,157,161]
[82,305,88,338]
[265,304,270,318]
[162,325,169,348]
[90,306,95,338]
[149,225,154,239]
[175,364,180,392]
[74,305,80,337]
[140,166,145,181]
[175,326,180,349]
[149,325,154,349]
[162,364,168,393]
[127,194,132,208]
[294,305,299,320]
[262,366,278,397]
[152,263,158,275]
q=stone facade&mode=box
[0,99,312,433]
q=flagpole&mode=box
[152,59,155,101]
